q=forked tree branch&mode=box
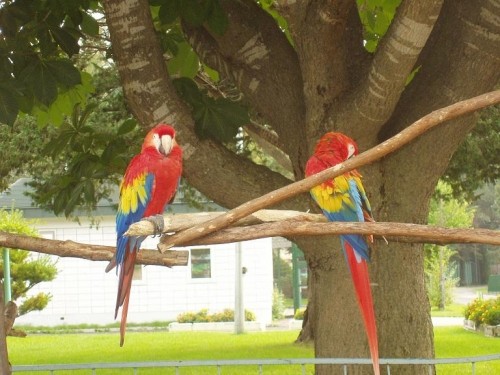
[158,90,500,251]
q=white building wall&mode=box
[15,217,273,327]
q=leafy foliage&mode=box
[272,286,285,320]
[273,250,293,298]
[24,66,143,218]
[0,208,57,315]
[442,105,500,201]
[173,78,249,142]
[294,308,305,320]
[425,181,474,309]
[356,0,402,52]
[0,0,99,125]
[176,308,256,323]
[472,184,500,280]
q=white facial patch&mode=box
[347,143,356,159]
[153,133,161,150]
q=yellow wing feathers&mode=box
[310,174,363,213]
[119,173,149,214]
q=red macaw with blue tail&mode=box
[106,124,182,346]
[305,132,380,375]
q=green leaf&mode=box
[80,12,100,36]
[117,118,137,135]
[193,97,249,142]
[49,26,80,56]
[180,0,211,27]
[207,0,228,35]
[64,182,84,217]
[167,42,199,78]
[37,27,58,57]
[45,59,82,88]
[43,126,75,158]
[203,64,219,82]
[159,0,181,25]
[0,87,19,125]
[27,62,58,106]
[172,77,203,105]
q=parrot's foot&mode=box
[143,214,165,236]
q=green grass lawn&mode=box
[430,303,466,317]
[7,327,500,374]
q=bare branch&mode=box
[125,210,325,237]
[0,232,188,267]
[175,221,500,247]
[158,90,500,250]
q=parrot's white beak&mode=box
[159,135,174,156]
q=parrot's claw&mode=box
[143,214,165,237]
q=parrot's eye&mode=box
[347,144,356,159]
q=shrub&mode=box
[176,308,256,323]
[272,286,285,320]
[294,308,305,320]
[465,297,500,326]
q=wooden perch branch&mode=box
[159,90,500,251]
[174,221,500,247]
[125,210,500,247]
[0,231,188,267]
[125,210,325,237]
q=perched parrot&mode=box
[106,123,182,346]
[305,132,380,375]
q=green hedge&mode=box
[177,308,256,323]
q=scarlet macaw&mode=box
[106,124,182,346]
[305,132,380,375]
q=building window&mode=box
[191,248,211,279]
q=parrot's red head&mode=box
[142,124,180,157]
[305,132,358,176]
[314,132,358,161]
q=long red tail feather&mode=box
[115,249,137,346]
[344,242,380,375]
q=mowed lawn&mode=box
[7,327,500,374]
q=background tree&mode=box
[0,209,57,317]
[0,1,499,374]
[465,183,500,283]
[425,181,475,309]
[442,106,500,201]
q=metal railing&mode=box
[11,354,500,374]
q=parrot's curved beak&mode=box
[159,135,174,156]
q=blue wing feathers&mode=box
[115,173,155,268]
[315,178,371,262]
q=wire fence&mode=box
[11,353,500,374]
